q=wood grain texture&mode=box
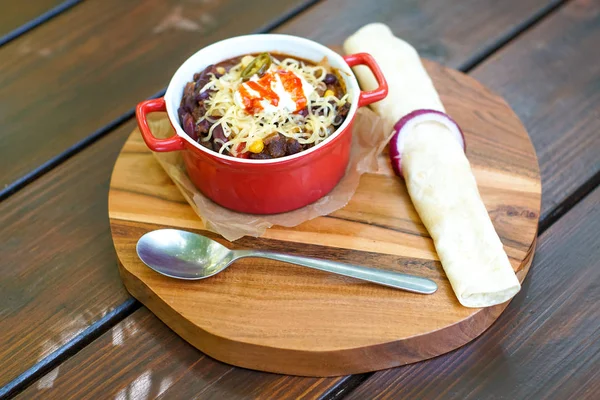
[0,0,311,192]
[0,0,560,394]
[16,308,348,400]
[471,0,600,220]
[109,61,541,376]
[0,0,65,38]
[0,122,135,388]
[275,0,560,69]
[346,186,600,400]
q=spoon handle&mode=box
[233,251,437,294]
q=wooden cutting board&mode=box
[108,59,541,377]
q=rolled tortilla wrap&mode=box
[344,23,520,308]
[343,23,444,134]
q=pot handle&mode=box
[136,97,186,152]
[343,53,389,107]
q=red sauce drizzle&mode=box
[238,70,306,114]
[277,70,307,112]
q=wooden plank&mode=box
[0,0,312,195]
[0,121,135,389]
[345,186,600,400]
[275,0,561,69]
[3,0,582,396]
[0,0,66,39]
[470,0,600,220]
[15,308,348,399]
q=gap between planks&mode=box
[459,0,569,72]
[538,170,600,235]
[0,0,84,48]
[0,299,139,400]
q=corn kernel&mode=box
[324,89,335,97]
[248,140,264,153]
[216,66,226,75]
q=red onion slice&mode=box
[389,109,466,178]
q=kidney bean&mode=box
[296,107,308,117]
[194,65,214,92]
[183,82,195,97]
[190,107,202,122]
[180,82,196,112]
[182,113,197,140]
[323,73,337,85]
[197,119,211,135]
[286,138,303,155]
[212,124,226,142]
[177,106,187,122]
[210,124,228,152]
[184,97,198,114]
[266,134,286,158]
[197,89,212,101]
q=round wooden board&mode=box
[109,59,541,377]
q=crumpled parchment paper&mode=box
[147,108,390,241]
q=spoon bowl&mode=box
[137,229,234,279]
[137,229,438,294]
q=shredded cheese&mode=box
[197,55,350,156]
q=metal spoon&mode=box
[136,229,437,294]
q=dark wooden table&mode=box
[1,0,598,399]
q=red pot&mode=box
[136,34,387,214]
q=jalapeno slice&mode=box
[241,53,272,81]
